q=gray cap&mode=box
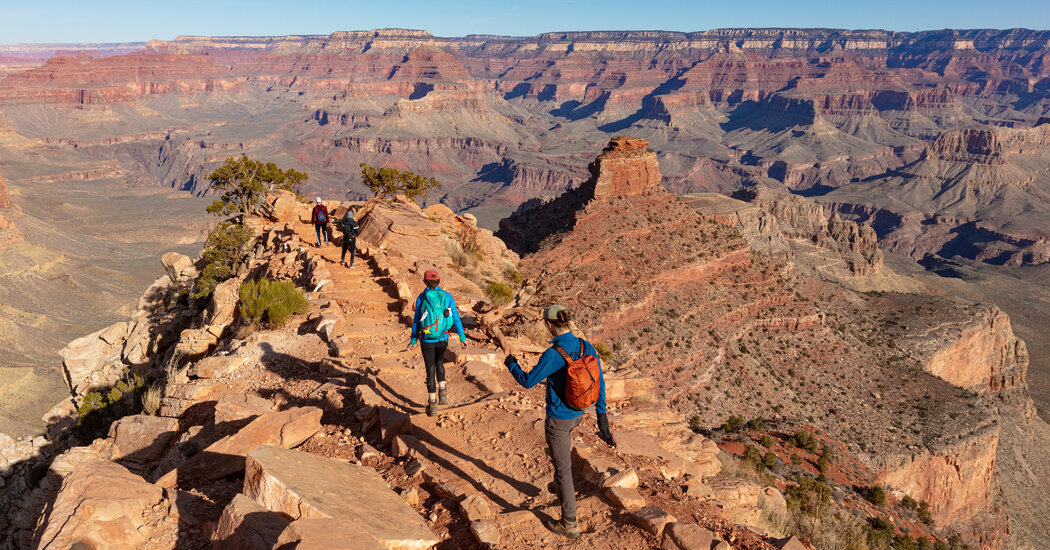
[543,304,566,321]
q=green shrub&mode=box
[239,278,310,329]
[503,266,524,286]
[594,342,614,362]
[857,484,887,506]
[722,414,745,432]
[484,281,513,306]
[761,451,778,470]
[760,434,776,448]
[747,416,766,430]
[790,453,803,467]
[193,221,253,299]
[901,495,918,510]
[688,414,703,432]
[743,444,762,466]
[918,500,933,525]
[788,430,819,452]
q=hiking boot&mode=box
[426,402,438,417]
[340,261,346,266]
[438,388,448,405]
[544,517,580,539]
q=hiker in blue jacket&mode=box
[504,304,612,539]
[408,269,466,416]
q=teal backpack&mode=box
[420,289,454,338]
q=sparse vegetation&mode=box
[722,415,745,432]
[484,281,514,306]
[74,373,146,441]
[141,384,162,416]
[359,163,440,202]
[788,430,819,452]
[239,278,310,329]
[193,221,254,299]
[856,484,887,507]
[593,342,614,362]
[206,155,307,218]
[503,266,524,286]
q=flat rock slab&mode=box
[445,347,502,369]
[35,458,176,549]
[632,506,677,537]
[108,414,179,464]
[276,519,387,550]
[660,522,717,550]
[156,406,322,487]
[245,445,438,550]
[188,355,245,379]
[605,486,646,510]
[214,392,274,425]
[212,493,291,550]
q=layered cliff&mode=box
[489,137,1050,548]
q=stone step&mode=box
[244,445,438,550]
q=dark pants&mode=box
[420,340,448,394]
[546,415,583,520]
[341,236,356,265]
[314,223,329,246]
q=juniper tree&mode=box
[206,156,308,220]
[359,163,440,202]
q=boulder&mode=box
[156,406,322,487]
[602,468,640,489]
[159,380,229,418]
[107,414,180,470]
[391,434,427,458]
[260,191,298,222]
[244,445,438,550]
[661,523,718,550]
[709,478,762,525]
[162,252,193,283]
[174,327,220,361]
[275,519,386,549]
[605,486,646,510]
[207,277,240,327]
[773,536,807,550]
[34,458,176,549]
[212,493,291,550]
[57,325,125,394]
[459,493,492,522]
[379,407,412,446]
[469,519,500,548]
[632,506,677,537]
[214,393,274,425]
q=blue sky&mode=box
[2,0,1048,44]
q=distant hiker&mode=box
[311,197,330,247]
[339,207,359,267]
[408,269,466,416]
[504,305,611,539]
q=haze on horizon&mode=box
[2,0,1050,45]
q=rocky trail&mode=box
[0,188,795,549]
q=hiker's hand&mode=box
[408,339,417,348]
[459,335,467,345]
[504,354,518,368]
[597,413,614,446]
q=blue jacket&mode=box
[507,331,607,420]
[409,287,466,344]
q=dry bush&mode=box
[141,384,162,416]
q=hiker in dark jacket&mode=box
[310,198,329,247]
[339,208,359,267]
[504,305,611,539]
[408,270,466,416]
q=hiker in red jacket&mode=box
[311,198,330,247]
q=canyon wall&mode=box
[0,172,22,247]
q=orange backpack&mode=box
[553,340,601,411]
